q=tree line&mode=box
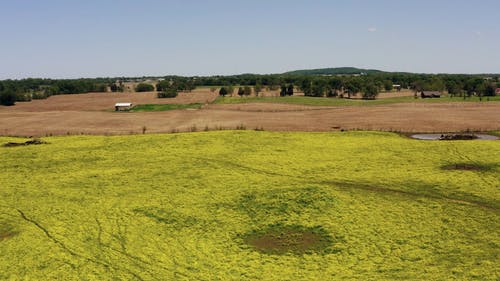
[1,73,499,106]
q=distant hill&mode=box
[284,67,385,75]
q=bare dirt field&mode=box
[0,90,499,136]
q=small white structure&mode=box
[392,84,402,91]
[115,103,132,111]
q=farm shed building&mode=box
[115,103,133,111]
[420,91,441,98]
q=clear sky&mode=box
[1,0,499,78]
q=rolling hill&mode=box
[284,67,385,75]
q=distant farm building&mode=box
[420,91,441,98]
[392,84,402,91]
[115,103,133,111]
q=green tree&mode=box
[254,83,262,97]
[329,78,343,93]
[110,83,121,92]
[280,85,287,97]
[475,83,486,101]
[383,80,393,91]
[286,84,294,96]
[157,88,178,98]
[428,77,445,91]
[411,80,425,92]
[465,78,483,97]
[156,80,171,92]
[311,79,327,97]
[344,79,361,99]
[93,83,108,92]
[219,87,228,97]
[135,83,155,92]
[445,80,463,97]
[362,84,379,100]
[485,83,496,96]
[0,91,17,106]
[299,78,312,96]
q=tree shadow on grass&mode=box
[323,180,499,211]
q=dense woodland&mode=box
[1,72,499,105]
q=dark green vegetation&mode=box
[0,78,112,104]
[156,78,196,92]
[284,67,384,75]
[219,87,228,97]
[439,133,478,140]
[3,139,47,147]
[0,91,17,106]
[441,163,496,171]
[134,83,155,92]
[129,103,202,112]
[157,88,178,98]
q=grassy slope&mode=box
[0,131,498,280]
[215,95,500,106]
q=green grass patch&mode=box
[0,131,498,280]
[130,103,202,112]
[215,95,500,106]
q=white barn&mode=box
[115,103,133,111]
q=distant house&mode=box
[420,91,441,98]
[115,103,133,111]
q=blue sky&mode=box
[1,0,499,78]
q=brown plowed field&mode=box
[0,90,498,136]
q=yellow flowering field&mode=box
[0,131,498,280]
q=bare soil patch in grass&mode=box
[243,225,333,255]
[0,224,18,241]
[0,231,18,240]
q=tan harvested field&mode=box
[376,89,416,99]
[0,90,499,136]
[1,89,218,112]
